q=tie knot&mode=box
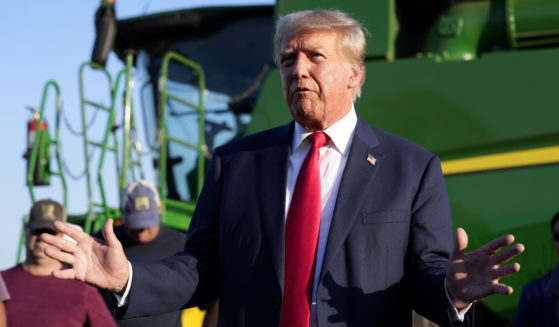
[307,132,328,149]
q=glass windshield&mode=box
[138,13,273,202]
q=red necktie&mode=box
[281,132,328,327]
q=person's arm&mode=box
[122,152,223,319]
[406,154,524,318]
[40,219,130,293]
[202,301,219,327]
[0,268,10,327]
[405,155,462,325]
[0,302,6,327]
[444,279,472,321]
[112,261,133,307]
[405,154,522,326]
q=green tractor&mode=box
[23,0,559,325]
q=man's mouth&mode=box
[294,87,312,94]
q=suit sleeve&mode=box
[407,155,473,327]
[121,151,223,319]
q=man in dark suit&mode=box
[41,9,524,327]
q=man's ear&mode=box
[348,64,363,89]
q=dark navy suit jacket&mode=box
[515,271,557,327]
[122,117,473,326]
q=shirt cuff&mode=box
[444,278,472,321]
[113,261,133,307]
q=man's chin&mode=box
[32,244,49,257]
[293,116,325,131]
[291,104,319,121]
[30,251,48,261]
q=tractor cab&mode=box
[113,6,274,204]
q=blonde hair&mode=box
[274,9,367,99]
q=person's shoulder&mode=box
[213,122,292,157]
[524,271,553,291]
[1,265,23,278]
[1,265,17,274]
[160,225,187,240]
[357,119,435,162]
[0,266,15,284]
[58,278,108,302]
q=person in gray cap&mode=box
[0,199,116,327]
[119,180,167,245]
[96,180,189,327]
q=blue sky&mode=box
[0,0,273,270]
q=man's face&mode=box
[126,226,160,243]
[278,29,362,131]
[26,228,59,260]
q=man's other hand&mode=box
[446,227,525,310]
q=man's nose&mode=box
[292,55,309,79]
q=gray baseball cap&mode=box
[121,180,161,229]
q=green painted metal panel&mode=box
[360,48,559,158]
[509,0,559,48]
[162,198,195,232]
[245,71,291,135]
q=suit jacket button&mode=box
[273,300,282,309]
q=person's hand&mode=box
[40,219,130,293]
[446,227,525,310]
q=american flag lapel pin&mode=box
[367,154,376,166]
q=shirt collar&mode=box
[292,105,357,156]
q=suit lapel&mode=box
[319,118,383,282]
[257,123,293,290]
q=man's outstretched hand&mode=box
[446,227,525,310]
[40,219,130,294]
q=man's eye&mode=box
[281,57,294,65]
[310,54,325,61]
